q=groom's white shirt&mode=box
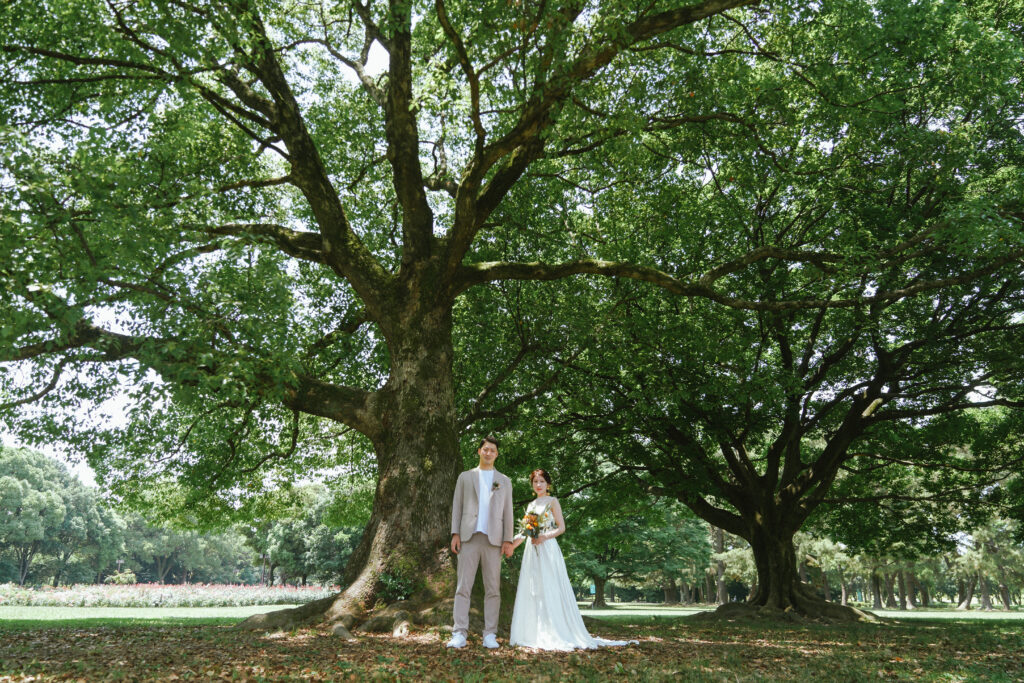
[475,468,494,534]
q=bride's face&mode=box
[531,474,548,496]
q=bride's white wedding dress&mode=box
[509,498,636,651]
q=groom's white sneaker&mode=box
[446,632,467,649]
[482,633,500,649]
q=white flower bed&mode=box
[0,583,337,607]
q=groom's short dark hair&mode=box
[479,434,500,449]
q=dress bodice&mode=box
[526,499,558,533]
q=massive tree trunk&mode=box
[326,305,461,620]
[697,521,872,622]
[240,302,463,631]
[746,525,802,610]
[743,524,865,620]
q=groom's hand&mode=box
[501,542,513,558]
[450,534,461,554]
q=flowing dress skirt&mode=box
[509,537,635,650]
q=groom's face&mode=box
[478,441,498,467]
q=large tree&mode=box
[2,0,1021,627]
[508,0,1024,618]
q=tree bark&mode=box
[979,572,993,611]
[897,570,908,610]
[732,523,871,621]
[591,576,609,608]
[838,565,848,606]
[957,575,976,610]
[906,572,918,609]
[714,527,728,604]
[820,567,831,602]
[15,543,39,586]
[997,564,1013,610]
[919,580,931,607]
[884,573,898,608]
[318,304,461,623]
[871,571,884,610]
[663,578,680,604]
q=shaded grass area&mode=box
[1,615,1023,681]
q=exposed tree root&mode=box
[236,572,520,637]
[234,595,339,631]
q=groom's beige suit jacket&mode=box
[450,468,514,547]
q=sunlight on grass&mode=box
[0,604,299,629]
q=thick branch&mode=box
[203,222,326,263]
[384,0,434,261]
[454,247,1024,311]
[284,376,381,440]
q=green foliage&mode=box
[102,570,137,585]
[2,0,1023,601]
[376,571,417,604]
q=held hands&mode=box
[501,541,513,558]
[450,534,461,554]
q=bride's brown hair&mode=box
[529,469,553,493]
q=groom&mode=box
[447,434,514,650]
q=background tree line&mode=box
[0,446,362,587]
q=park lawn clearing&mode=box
[1,615,1022,681]
[0,605,301,631]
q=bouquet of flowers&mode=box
[518,512,540,539]
[517,505,553,549]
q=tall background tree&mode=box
[2,0,1022,627]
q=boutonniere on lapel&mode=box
[492,482,501,491]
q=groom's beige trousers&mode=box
[453,532,501,637]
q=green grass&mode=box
[577,602,1024,621]
[866,608,1024,621]
[1,609,1022,681]
[0,604,300,630]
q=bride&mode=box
[508,469,636,650]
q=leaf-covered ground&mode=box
[1,616,1022,681]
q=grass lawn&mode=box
[0,604,301,630]
[1,606,1023,681]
